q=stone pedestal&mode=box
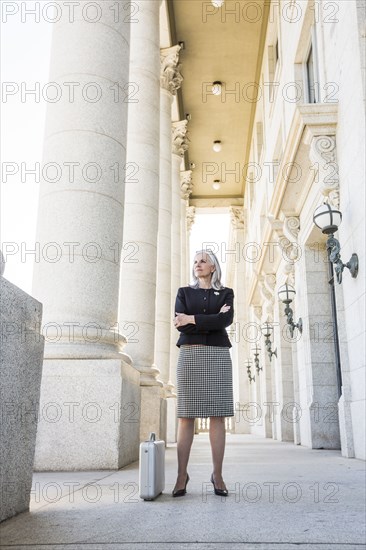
[33,359,140,470]
[166,398,178,443]
[0,276,44,521]
[140,386,166,442]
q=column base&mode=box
[166,397,177,443]
[139,386,167,442]
[338,393,355,457]
[233,403,252,434]
[33,358,141,471]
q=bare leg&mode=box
[209,416,227,491]
[174,417,195,491]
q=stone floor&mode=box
[0,433,365,550]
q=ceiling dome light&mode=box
[212,180,221,190]
[211,0,224,7]
[212,81,222,95]
[213,140,222,152]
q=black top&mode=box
[174,286,234,348]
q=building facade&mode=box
[30,0,365,469]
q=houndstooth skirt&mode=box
[176,345,234,418]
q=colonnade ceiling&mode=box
[171,0,269,206]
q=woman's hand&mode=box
[174,313,195,327]
[220,304,231,313]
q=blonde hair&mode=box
[189,249,225,290]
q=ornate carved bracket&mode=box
[309,135,340,208]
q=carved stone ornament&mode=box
[186,206,196,233]
[180,170,193,200]
[160,45,183,95]
[309,135,340,209]
[229,206,245,229]
[283,216,300,241]
[172,120,189,156]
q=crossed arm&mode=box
[174,288,234,333]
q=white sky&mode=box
[0,5,230,294]
[1,8,53,293]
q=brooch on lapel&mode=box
[214,291,220,295]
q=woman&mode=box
[172,249,235,497]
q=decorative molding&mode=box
[263,273,276,295]
[309,135,340,208]
[180,170,193,200]
[160,45,183,95]
[172,120,189,156]
[253,305,262,321]
[229,206,245,229]
[165,379,177,398]
[186,206,196,233]
[259,274,275,317]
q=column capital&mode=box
[187,206,196,233]
[172,120,189,156]
[229,206,245,229]
[180,170,193,199]
[160,45,183,94]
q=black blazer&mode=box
[174,286,234,348]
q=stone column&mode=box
[170,120,189,388]
[228,207,251,434]
[154,45,183,440]
[166,122,189,442]
[258,274,281,438]
[117,0,164,442]
[295,242,341,450]
[186,206,196,282]
[32,3,140,470]
[180,170,193,286]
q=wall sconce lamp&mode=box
[251,344,262,374]
[212,180,221,190]
[245,359,255,383]
[261,322,277,362]
[211,0,224,6]
[278,283,303,339]
[313,203,359,284]
[212,81,222,95]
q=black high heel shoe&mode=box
[172,473,190,497]
[210,473,228,496]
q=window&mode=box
[305,28,320,103]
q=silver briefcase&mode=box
[139,432,165,500]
